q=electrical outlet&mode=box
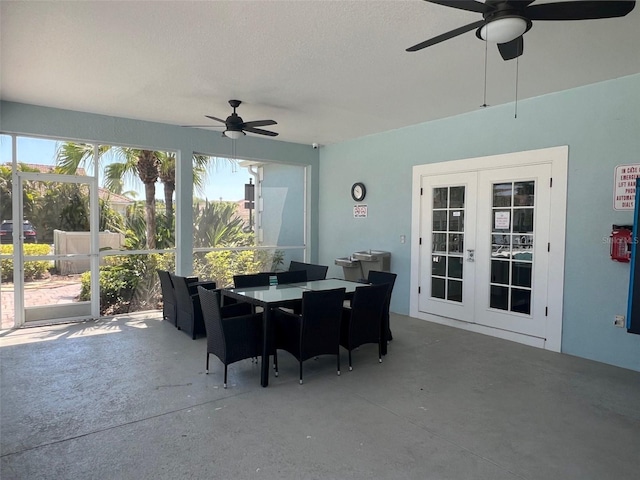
[400,235,406,244]
[614,315,625,327]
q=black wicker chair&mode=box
[233,272,272,288]
[171,273,215,339]
[288,260,329,281]
[367,270,397,343]
[276,269,307,285]
[273,287,346,384]
[157,270,199,327]
[340,283,389,370]
[157,270,178,325]
[197,287,263,388]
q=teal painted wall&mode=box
[318,74,640,371]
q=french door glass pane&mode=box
[514,181,535,206]
[490,285,509,310]
[433,211,447,231]
[448,211,464,231]
[449,187,465,208]
[432,233,447,253]
[447,280,462,302]
[433,188,448,208]
[511,289,531,314]
[432,278,445,299]
[491,260,509,284]
[447,257,463,279]
[432,255,446,276]
[493,183,512,207]
[448,233,463,253]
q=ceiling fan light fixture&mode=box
[224,130,243,140]
[479,17,527,43]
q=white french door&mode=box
[419,172,477,323]
[412,147,567,351]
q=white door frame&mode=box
[14,171,100,326]
[410,146,568,352]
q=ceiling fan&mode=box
[187,100,278,139]
[407,0,636,60]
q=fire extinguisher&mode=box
[611,225,633,262]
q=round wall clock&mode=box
[351,182,366,202]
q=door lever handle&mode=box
[467,249,475,262]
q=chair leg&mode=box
[378,341,383,363]
[206,352,210,374]
[299,361,303,385]
[337,351,340,376]
[224,365,228,389]
[274,352,279,377]
[348,350,353,371]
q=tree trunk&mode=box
[145,181,156,249]
[136,150,159,250]
[164,181,175,221]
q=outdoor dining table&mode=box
[221,278,367,387]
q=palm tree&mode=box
[156,152,215,221]
[156,151,176,220]
[56,143,159,249]
[56,143,225,250]
[104,149,159,249]
[0,163,42,223]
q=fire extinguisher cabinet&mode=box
[611,225,633,263]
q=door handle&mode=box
[467,249,475,262]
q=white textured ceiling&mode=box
[1,0,639,146]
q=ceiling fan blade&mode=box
[243,126,279,137]
[525,0,635,20]
[242,119,277,128]
[426,0,493,14]
[407,20,485,51]
[498,36,524,60]
[181,124,224,128]
[204,115,227,123]
[504,0,537,6]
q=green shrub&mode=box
[195,249,283,289]
[79,254,166,315]
[0,244,53,282]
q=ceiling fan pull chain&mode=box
[514,55,520,119]
[482,37,489,108]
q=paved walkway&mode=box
[1,279,82,330]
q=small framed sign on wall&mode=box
[353,205,368,218]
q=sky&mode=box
[0,135,249,202]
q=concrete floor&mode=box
[1,312,639,480]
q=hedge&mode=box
[0,244,53,282]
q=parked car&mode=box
[0,220,38,244]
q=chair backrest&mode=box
[288,260,329,281]
[170,273,195,313]
[233,272,272,288]
[277,269,307,284]
[299,287,346,360]
[157,269,177,323]
[197,287,226,356]
[367,270,397,300]
[157,269,175,302]
[347,283,389,346]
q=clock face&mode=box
[351,182,366,202]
